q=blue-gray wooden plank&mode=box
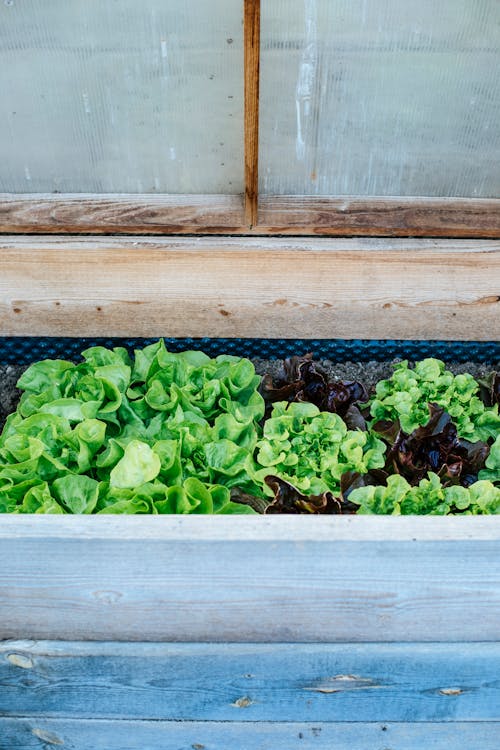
[2,719,500,750]
[1,641,499,722]
[1,519,500,641]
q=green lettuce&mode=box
[479,435,500,485]
[0,341,262,514]
[349,472,500,515]
[253,401,386,496]
[1,345,498,515]
[369,359,500,442]
[110,440,161,488]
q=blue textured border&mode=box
[0,338,499,365]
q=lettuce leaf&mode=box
[479,372,500,408]
[369,359,500,442]
[349,472,500,515]
[0,342,262,514]
[253,401,386,496]
[479,435,500,485]
[52,474,100,514]
[372,403,490,486]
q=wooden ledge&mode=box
[0,236,498,339]
[0,194,245,234]
[1,514,499,542]
[1,514,499,641]
[0,194,499,237]
[258,195,500,237]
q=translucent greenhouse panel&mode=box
[0,1,243,194]
[260,0,500,197]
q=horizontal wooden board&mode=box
[2,718,500,750]
[0,236,499,339]
[1,195,499,237]
[0,194,245,233]
[258,196,500,238]
[1,641,499,722]
[1,516,499,642]
[1,514,498,542]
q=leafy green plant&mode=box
[0,341,262,514]
[479,435,500,485]
[369,359,500,442]
[1,345,498,515]
[253,401,386,497]
[349,473,500,515]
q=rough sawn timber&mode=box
[2,719,500,750]
[1,516,499,642]
[244,0,260,227]
[0,236,499,339]
[258,195,500,237]
[0,194,245,233]
[0,194,499,237]
[1,641,499,722]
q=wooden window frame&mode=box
[0,0,498,239]
[0,1,498,344]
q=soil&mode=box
[1,358,498,433]
[0,365,24,431]
[252,358,498,388]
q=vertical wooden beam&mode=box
[244,0,261,228]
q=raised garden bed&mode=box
[1,0,499,739]
[1,234,499,745]
[1,339,499,746]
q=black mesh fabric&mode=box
[1,337,499,365]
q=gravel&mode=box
[0,365,24,431]
[252,357,497,389]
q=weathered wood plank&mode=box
[1,195,498,237]
[1,514,498,542]
[1,641,499,722]
[258,196,500,238]
[244,0,260,227]
[1,517,499,642]
[0,236,498,339]
[0,194,245,233]
[2,718,500,750]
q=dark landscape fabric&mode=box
[1,338,499,365]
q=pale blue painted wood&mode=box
[2,718,500,750]
[1,531,500,641]
[1,641,499,722]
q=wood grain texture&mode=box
[1,641,499,721]
[0,194,245,233]
[1,514,498,542]
[2,719,500,750]
[0,236,498,340]
[244,0,260,227]
[1,194,498,236]
[1,517,499,642]
[258,196,500,237]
